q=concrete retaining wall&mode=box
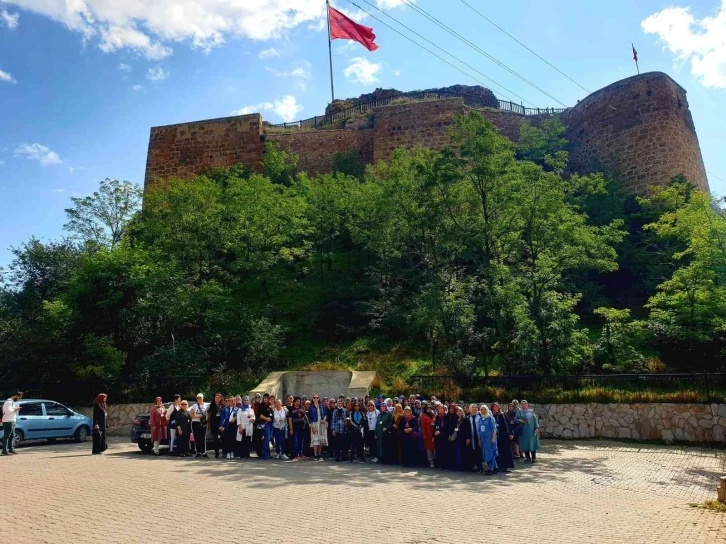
[250,371,377,400]
[75,403,149,436]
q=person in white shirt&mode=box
[188,394,208,458]
[2,391,23,455]
[365,401,380,463]
[272,399,289,460]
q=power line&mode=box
[706,169,726,185]
[458,0,591,94]
[344,0,532,105]
[395,0,568,108]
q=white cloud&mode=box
[232,95,303,122]
[376,0,415,7]
[1,8,19,29]
[393,69,401,76]
[258,47,280,59]
[51,188,67,193]
[146,66,169,81]
[0,160,5,166]
[344,57,382,85]
[3,0,330,60]
[642,2,726,89]
[265,61,311,90]
[69,166,87,174]
[0,69,16,84]
[14,143,62,166]
[117,63,132,71]
[131,84,145,91]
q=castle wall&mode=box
[266,128,374,177]
[561,72,709,194]
[373,98,465,163]
[143,73,709,196]
[144,114,263,192]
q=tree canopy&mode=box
[1,113,723,392]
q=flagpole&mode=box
[326,0,335,103]
[632,43,640,75]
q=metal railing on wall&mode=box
[269,92,568,130]
[408,373,726,403]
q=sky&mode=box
[1,0,725,268]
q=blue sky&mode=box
[1,0,725,268]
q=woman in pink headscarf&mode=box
[150,397,167,456]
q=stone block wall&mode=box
[561,72,708,194]
[373,98,465,164]
[143,73,710,196]
[144,114,263,192]
[267,128,374,177]
[534,403,725,443]
[76,403,149,436]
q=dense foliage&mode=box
[1,113,724,390]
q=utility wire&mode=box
[345,0,533,105]
[395,0,568,108]
[459,0,591,94]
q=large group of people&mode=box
[136,391,541,474]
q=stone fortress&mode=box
[144,72,709,196]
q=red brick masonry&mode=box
[144,73,709,195]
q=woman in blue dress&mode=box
[477,404,498,475]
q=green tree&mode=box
[593,307,647,372]
[64,178,142,248]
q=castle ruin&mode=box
[144,72,709,195]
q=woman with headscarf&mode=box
[400,406,420,467]
[92,393,108,455]
[236,396,255,459]
[229,395,243,458]
[175,400,192,457]
[219,396,236,459]
[491,402,514,472]
[477,404,498,475]
[432,403,449,469]
[208,392,224,458]
[453,406,469,470]
[391,403,405,465]
[150,397,167,456]
[375,401,393,463]
[420,403,435,468]
[348,399,366,462]
[516,400,540,462]
[443,403,459,470]
[506,402,522,459]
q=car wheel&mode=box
[12,429,23,449]
[138,441,153,453]
[74,426,90,443]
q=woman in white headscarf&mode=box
[236,396,255,459]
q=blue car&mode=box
[0,399,94,449]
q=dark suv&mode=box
[130,402,212,453]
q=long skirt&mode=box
[496,434,515,469]
[482,438,498,470]
[310,421,328,447]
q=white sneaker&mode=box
[371,457,378,463]
[276,454,280,459]
[281,454,289,460]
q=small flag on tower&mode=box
[328,5,379,51]
[632,44,640,74]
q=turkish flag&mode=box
[329,5,379,51]
[632,45,638,63]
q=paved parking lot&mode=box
[1,438,724,543]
